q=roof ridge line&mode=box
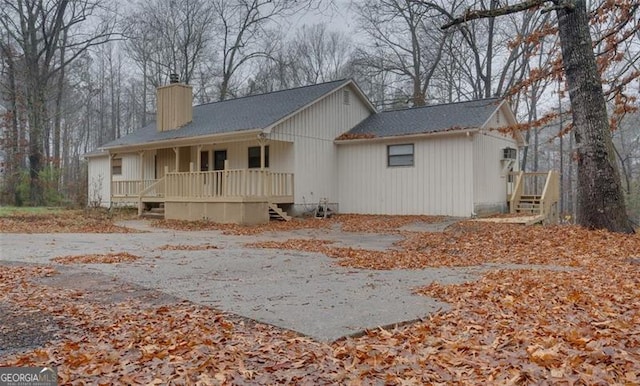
[193,79,350,108]
[380,97,501,114]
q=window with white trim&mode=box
[387,144,414,167]
[248,146,269,168]
[112,158,122,175]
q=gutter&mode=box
[334,128,480,145]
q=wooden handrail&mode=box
[509,171,524,213]
[164,169,294,200]
[539,170,560,222]
[139,177,165,198]
[113,180,157,197]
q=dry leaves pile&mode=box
[410,263,640,383]
[0,210,137,233]
[153,214,445,235]
[51,253,142,265]
[335,214,446,233]
[152,218,332,235]
[156,244,219,251]
[250,222,640,269]
[1,256,638,384]
[2,217,640,384]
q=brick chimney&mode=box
[156,74,193,132]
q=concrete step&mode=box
[141,211,164,219]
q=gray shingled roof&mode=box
[345,98,501,138]
[100,79,351,149]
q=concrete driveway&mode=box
[1,219,485,342]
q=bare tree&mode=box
[212,0,321,100]
[125,0,215,86]
[355,0,452,106]
[439,0,636,233]
[246,23,352,94]
[289,24,352,85]
[0,0,116,205]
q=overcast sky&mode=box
[286,0,359,35]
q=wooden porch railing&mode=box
[164,169,294,200]
[139,177,165,198]
[112,180,157,197]
[540,171,560,223]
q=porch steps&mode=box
[514,195,542,214]
[142,204,165,219]
[268,203,291,221]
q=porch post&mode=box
[173,147,179,172]
[257,134,268,197]
[223,160,229,197]
[138,151,144,190]
[196,145,202,171]
[109,153,115,209]
[138,151,144,216]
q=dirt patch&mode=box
[0,303,61,357]
[35,267,181,306]
[0,262,183,358]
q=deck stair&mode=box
[508,171,560,224]
[268,203,291,221]
[514,195,542,214]
[142,204,165,219]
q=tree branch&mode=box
[440,0,547,30]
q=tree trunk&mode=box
[556,0,632,233]
[2,50,22,205]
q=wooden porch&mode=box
[477,170,560,225]
[111,169,294,221]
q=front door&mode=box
[214,150,227,170]
[213,150,227,196]
[200,150,210,171]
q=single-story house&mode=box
[86,78,557,224]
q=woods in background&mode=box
[0,0,638,227]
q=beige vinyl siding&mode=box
[472,107,519,214]
[152,141,293,174]
[199,140,293,171]
[156,84,192,132]
[270,84,372,204]
[156,148,176,177]
[87,155,111,207]
[337,135,474,216]
[111,151,155,181]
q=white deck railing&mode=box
[164,169,294,200]
[112,180,157,197]
[112,170,293,202]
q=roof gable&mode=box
[100,79,359,150]
[344,98,502,138]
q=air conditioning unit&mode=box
[503,147,517,160]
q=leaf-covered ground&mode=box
[1,215,639,383]
[0,209,138,233]
[152,214,445,235]
[51,252,143,265]
[249,222,640,268]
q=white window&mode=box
[112,158,122,175]
[248,146,269,168]
[387,144,414,167]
